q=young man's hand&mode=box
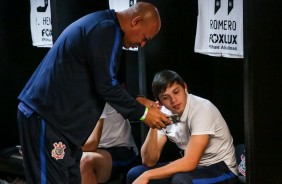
[132,172,150,184]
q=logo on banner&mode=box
[30,0,53,47]
[194,0,243,58]
[37,0,49,12]
[214,0,234,15]
[51,142,66,160]
[208,0,241,52]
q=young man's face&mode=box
[158,83,187,116]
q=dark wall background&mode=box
[51,0,109,42]
[0,1,49,149]
[244,0,282,183]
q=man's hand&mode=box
[136,97,172,129]
[144,107,171,129]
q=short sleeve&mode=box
[100,103,109,119]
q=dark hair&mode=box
[152,70,185,101]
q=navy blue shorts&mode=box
[127,161,238,184]
[99,146,139,181]
[17,106,82,184]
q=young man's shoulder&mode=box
[189,94,214,108]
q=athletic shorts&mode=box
[17,103,82,184]
[127,161,238,184]
[99,146,139,181]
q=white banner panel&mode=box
[194,0,243,58]
[30,0,53,47]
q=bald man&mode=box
[17,2,171,183]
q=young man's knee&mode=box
[126,165,148,184]
[171,172,193,184]
[80,153,94,171]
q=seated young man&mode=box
[81,102,139,184]
[127,70,238,184]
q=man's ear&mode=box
[131,16,142,27]
[184,82,188,92]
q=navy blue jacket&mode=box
[18,10,145,147]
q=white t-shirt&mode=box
[98,103,138,155]
[194,0,243,58]
[159,94,238,175]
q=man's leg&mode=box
[171,161,238,184]
[18,109,43,183]
[69,148,82,184]
[18,109,81,184]
[104,146,138,181]
[126,162,171,184]
[80,150,112,184]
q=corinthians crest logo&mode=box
[51,142,66,160]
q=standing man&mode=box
[127,70,238,184]
[17,2,171,183]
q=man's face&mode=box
[158,83,187,116]
[123,20,160,49]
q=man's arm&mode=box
[136,96,159,109]
[82,119,104,152]
[136,97,172,129]
[140,128,167,167]
[133,134,209,184]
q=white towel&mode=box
[194,0,243,58]
[30,0,53,47]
